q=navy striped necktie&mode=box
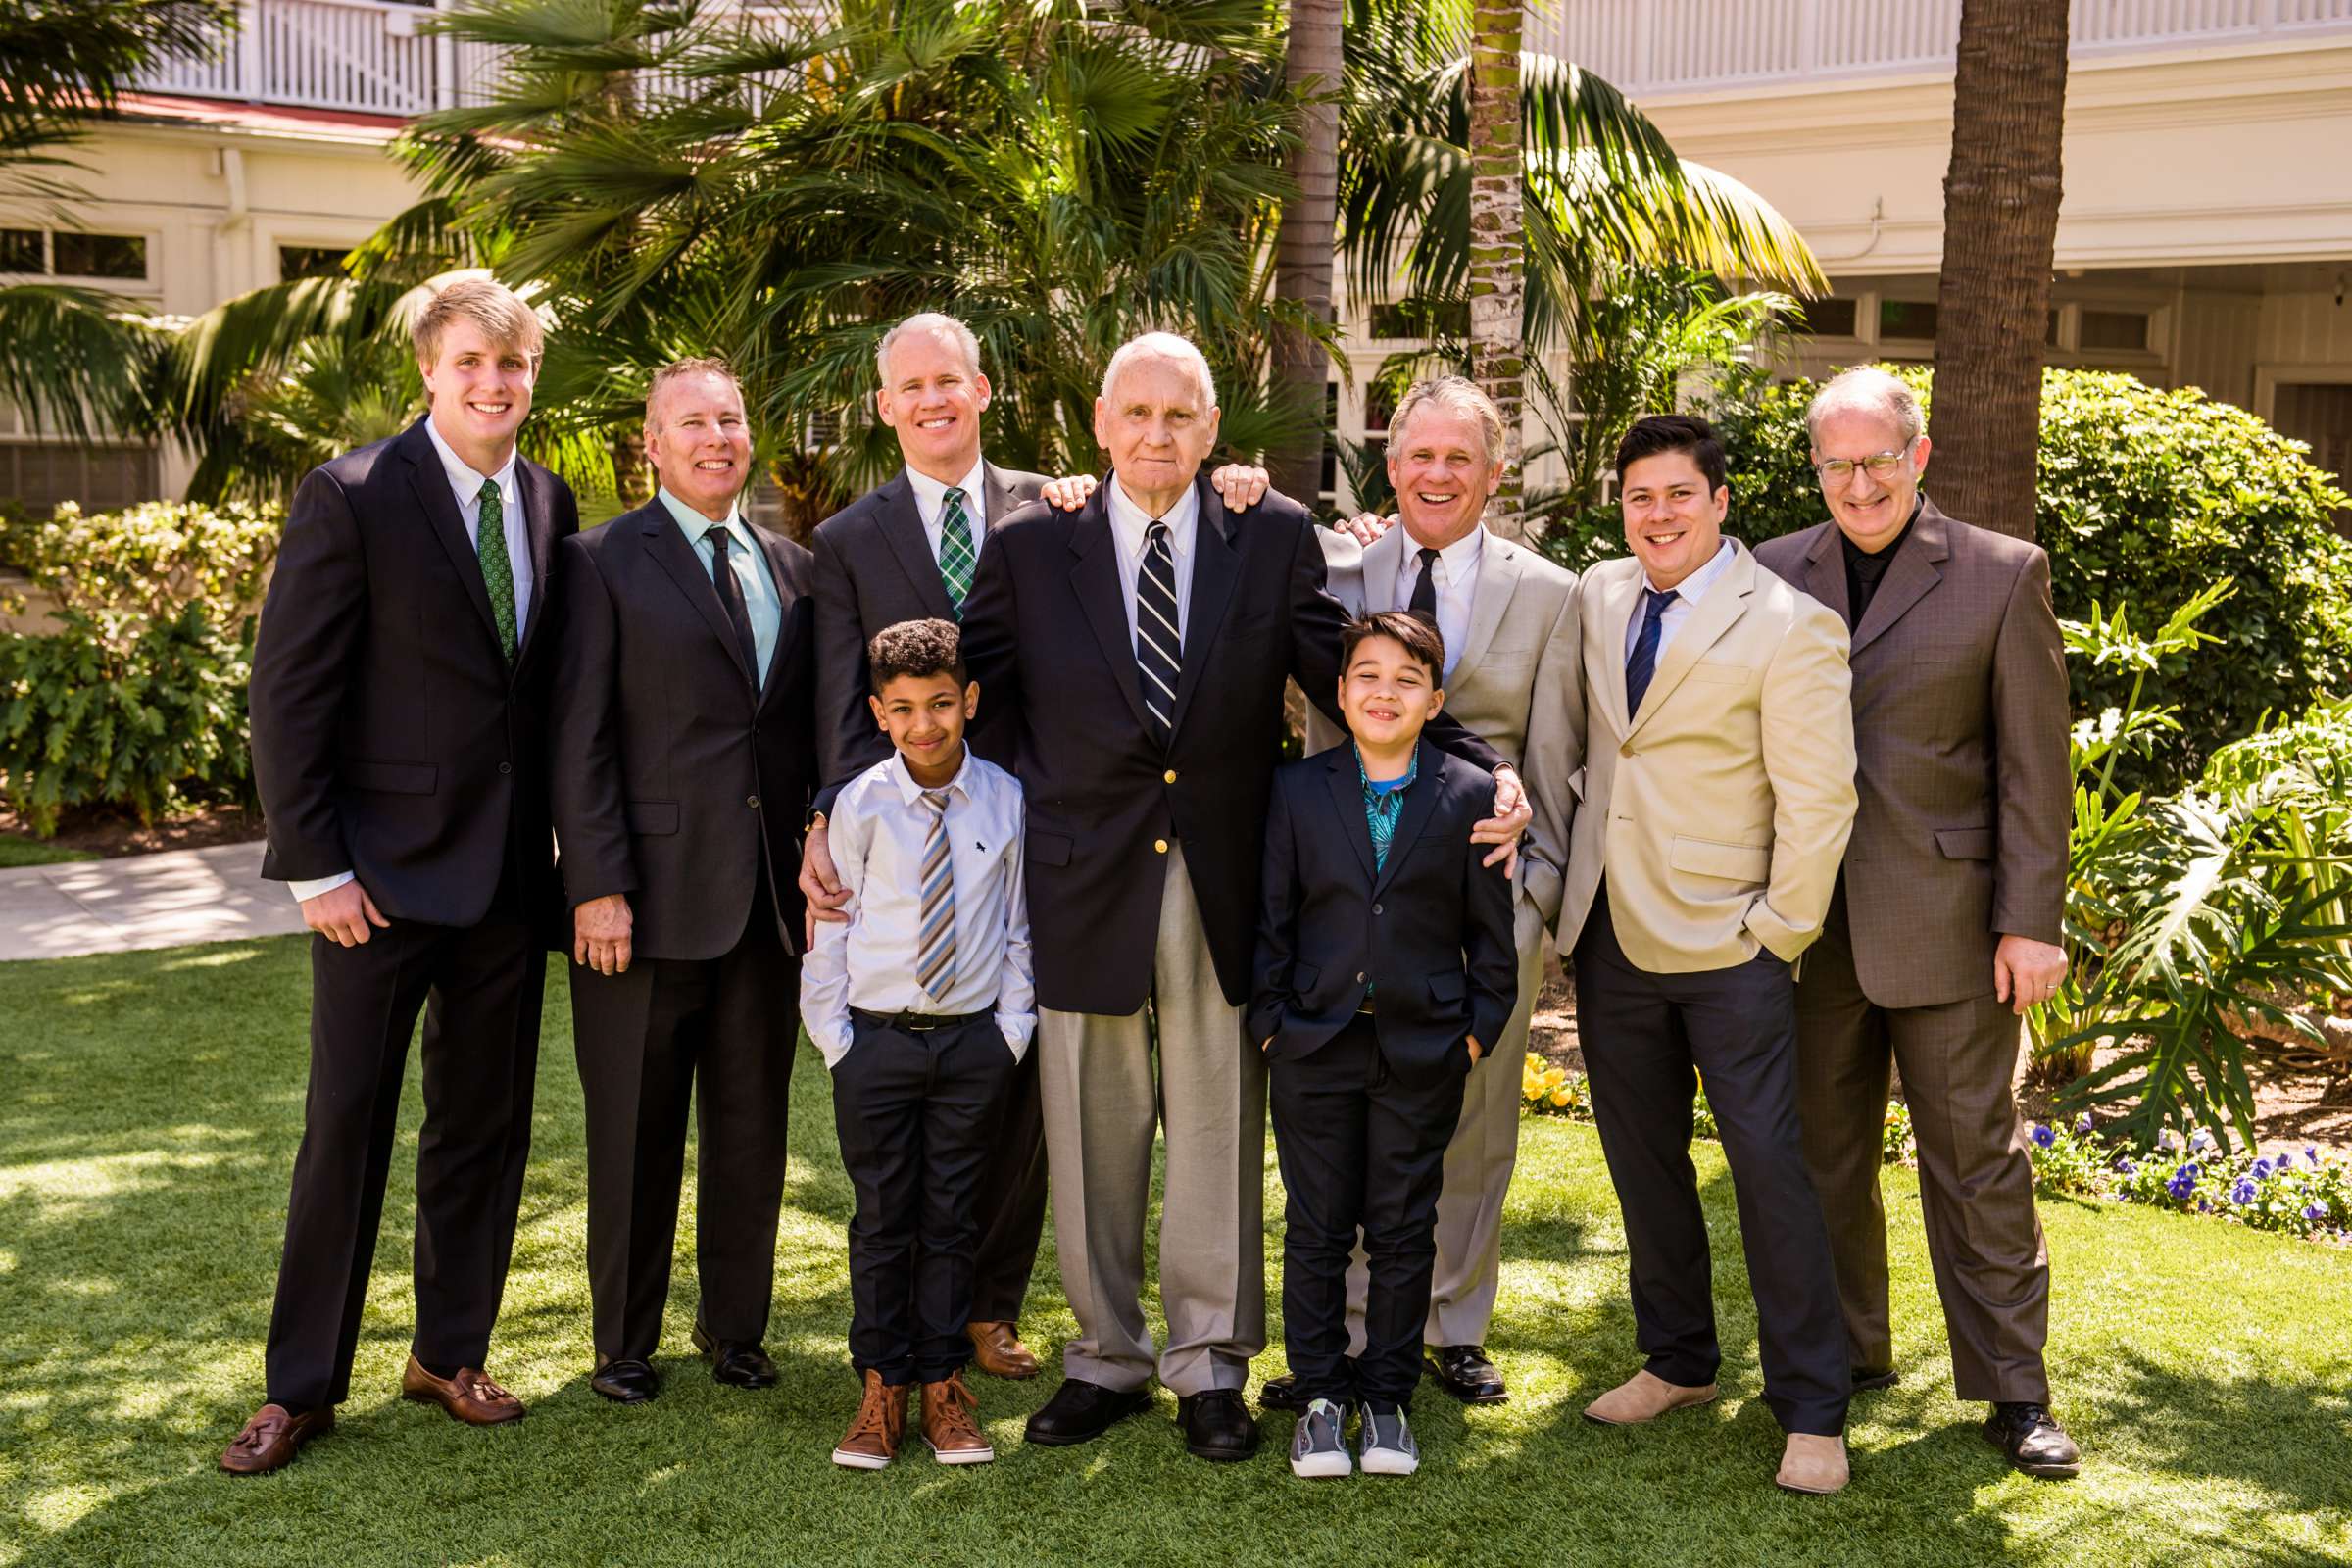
[1135,520,1182,743]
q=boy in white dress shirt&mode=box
[802,618,1034,1470]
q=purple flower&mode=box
[2076,1114,2094,1134]
[2190,1128,2215,1152]
[2031,1123,2057,1150]
[2230,1176,2258,1204]
[2307,1203,2328,1222]
[2251,1158,2274,1182]
[2167,1165,2198,1200]
[2309,1147,2324,1167]
[2198,1199,2213,1213]
[2116,1157,2138,1177]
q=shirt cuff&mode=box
[287,870,356,904]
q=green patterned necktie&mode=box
[938,486,977,612]
[475,477,517,664]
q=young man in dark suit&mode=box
[547,358,816,1405]
[226,277,578,1474]
[1253,611,1517,1479]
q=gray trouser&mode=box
[1344,894,1546,1350]
[1036,845,1265,1396]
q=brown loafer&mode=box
[921,1371,995,1464]
[400,1353,525,1425]
[966,1320,1039,1380]
[833,1369,907,1470]
[220,1402,333,1475]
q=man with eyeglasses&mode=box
[1753,367,2078,1479]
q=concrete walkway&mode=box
[0,839,307,961]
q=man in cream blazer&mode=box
[1258,377,1580,1412]
[1557,414,1858,1495]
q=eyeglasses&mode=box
[1812,451,1908,483]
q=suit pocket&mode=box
[342,760,436,795]
[1027,829,1073,867]
[1427,969,1466,1005]
[1669,835,1772,884]
[1935,826,1993,861]
[625,799,679,835]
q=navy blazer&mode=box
[544,499,817,961]
[1249,738,1518,1089]
[959,475,1505,1015]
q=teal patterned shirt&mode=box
[1356,742,1418,873]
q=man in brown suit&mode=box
[1752,367,2080,1479]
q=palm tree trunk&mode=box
[1269,0,1343,508]
[1932,0,2068,541]
[1467,0,1524,540]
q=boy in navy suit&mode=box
[1250,610,1517,1478]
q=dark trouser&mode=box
[264,899,545,1411]
[1573,892,1849,1437]
[1795,886,2051,1403]
[1270,1014,1467,1411]
[571,872,798,1363]
[832,1012,1020,1385]
[966,1037,1048,1325]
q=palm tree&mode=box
[0,0,232,441]
[1464,0,1524,536]
[1269,0,1345,507]
[1933,0,2069,541]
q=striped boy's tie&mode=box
[914,789,957,999]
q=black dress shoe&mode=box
[1853,1366,1900,1392]
[1256,1372,1306,1413]
[691,1319,777,1390]
[1024,1378,1152,1446]
[1175,1389,1259,1461]
[1984,1401,2082,1478]
[590,1357,659,1404]
[1425,1345,1508,1405]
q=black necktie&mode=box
[1625,587,1678,715]
[1135,519,1182,744]
[705,524,761,689]
[1407,546,1440,623]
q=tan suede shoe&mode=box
[920,1371,995,1464]
[966,1321,1040,1380]
[833,1369,907,1470]
[1582,1369,1719,1425]
[399,1354,524,1425]
[1776,1432,1850,1494]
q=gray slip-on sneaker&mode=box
[1290,1397,1352,1478]
[1357,1404,1420,1476]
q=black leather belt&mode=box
[851,1006,993,1033]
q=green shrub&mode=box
[0,606,254,836]
[1540,367,2352,790]
[0,498,282,626]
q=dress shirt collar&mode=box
[1353,740,1419,800]
[1400,521,1485,584]
[1645,536,1736,604]
[1106,471,1200,551]
[656,485,748,550]
[906,457,988,528]
[422,414,518,505]
[886,744,976,807]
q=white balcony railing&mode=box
[137,0,504,117]
[1534,0,2352,99]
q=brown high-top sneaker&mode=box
[832,1369,906,1470]
[920,1371,995,1464]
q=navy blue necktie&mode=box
[1625,587,1678,715]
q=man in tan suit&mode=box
[1754,368,2078,1479]
[1257,377,1581,1410]
[1560,414,1857,1494]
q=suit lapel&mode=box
[1799,521,1850,629]
[512,459,559,670]
[1629,544,1755,737]
[1849,500,1950,656]
[1322,747,1378,885]
[982,460,1031,534]
[1372,740,1446,897]
[1065,494,1154,734]
[399,419,502,657]
[1170,476,1239,738]
[876,470,958,622]
[1360,525,1405,612]
[750,520,802,713]
[641,505,756,691]
[1452,531,1519,676]
[1595,562,1644,737]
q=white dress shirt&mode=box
[799,747,1036,1067]
[1103,473,1198,645]
[1623,537,1737,663]
[287,419,534,905]
[1393,524,1485,680]
[906,456,989,563]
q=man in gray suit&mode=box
[1259,376,1583,1410]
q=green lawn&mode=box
[2,939,2348,1568]
[0,836,95,868]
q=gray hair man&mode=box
[1753,365,2078,1479]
